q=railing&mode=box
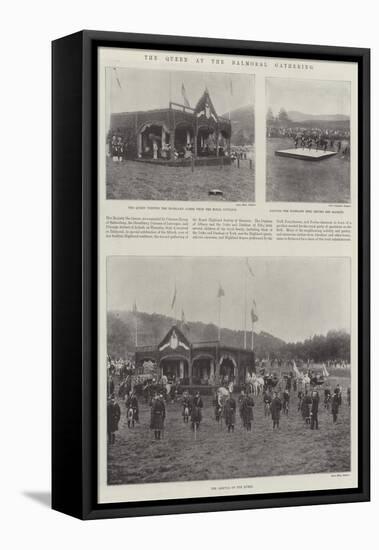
[192,340,220,348]
[169,101,196,114]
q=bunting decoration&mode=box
[181,83,190,107]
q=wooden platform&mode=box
[275,148,338,161]
[134,156,232,167]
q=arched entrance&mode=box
[219,354,237,384]
[159,355,189,384]
[192,354,215,385]
[175,122,194,157]
[197,125,217,156]
[138,123,170,159]
[218,128,231,156]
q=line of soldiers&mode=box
[107,382,348,444]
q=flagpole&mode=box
[171,281,178,325]
[134,311,138,348]
[218,295,221,341]
[251,314,254,351]
[175,281,179,324]
[244,266,247,349]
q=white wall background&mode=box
[0,1,376,547]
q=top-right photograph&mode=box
[266,77,351,203]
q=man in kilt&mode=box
[107,394,121,445]
[224,392,237,433]
[191,392,203,431]
[331,389,340,423]
[240,392,255,431]
[150,394,166,440]
[270,391,282,430]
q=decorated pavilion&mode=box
[109,90,232,165]
[134,325,255,389]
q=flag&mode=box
[293,361,301,378]
[181,83,190,107]
[246,258,255,278]
[181,308,189,329]
[217,284,225,298]
[171,285,177,310]
[322,363,330,377]
[113,67,122,90]
[132,300,137,313]
[250,304,258,324]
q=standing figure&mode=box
[282,389,290,415]
[324,386,331,409]
[270,391,282,430]
[191,392,203,432]
[107,374,115,398]
[310,391,319,430]
[241,393,255,431]
[117,137,124,162]
[125,390,139,428]
[224,393,236,433]
[347,387,351,407]
[238,389,246,423]
[153,140,158,160]
[107,395,121,445]
[263,390,272,417]
[297,390,304,411]
[111,135,118,160]
[301,390,312,425]
[214,391,223,423]
[331,389,340,423]
[335,384,342,406]
[150,394,166,440]
[182,391,191,423]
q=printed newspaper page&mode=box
[97,46,358,504]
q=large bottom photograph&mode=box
[105,256,351,487]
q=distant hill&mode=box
[222,105,255,145]
[287,111,350,123]
[107,310,284,359]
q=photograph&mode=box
[266,78,351,203]
[106,256,351,487]
[105,68,255,201]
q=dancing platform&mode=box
[275,148,337,161]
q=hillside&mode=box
[222,104,255,145]
[287,111,349,123]
[107,310,284,359]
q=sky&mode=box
[266,77,351,117]
[107,67,255,117]
[107,256,350,343]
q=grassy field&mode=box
[106,156,255,202]
[266,138,350,203]
[107,373,350,485]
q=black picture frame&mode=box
[52,30,370,520]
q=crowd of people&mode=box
[107,371,349,444]
[267,126,351,158]
[107,132,231,163]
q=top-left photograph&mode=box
[104,68,255,201]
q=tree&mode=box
[266,107,275,126]
[278,107,291,126]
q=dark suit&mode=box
[271,397,282,429]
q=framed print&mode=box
[52,31,370,519]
